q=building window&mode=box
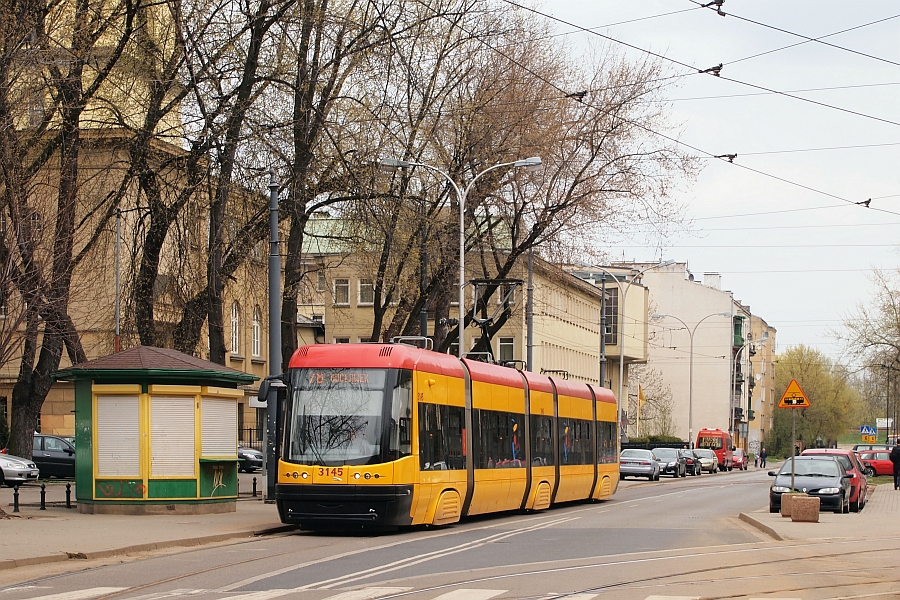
[358,279,375,306]
[252,306,261,357]
[334,279,349,306]
[335,337,350,344]
[603,287,618,346]
[498,337,514,362]
[317,271,326,292]
[231,301,241,355]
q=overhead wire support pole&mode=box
[378,156,542,359]
[264,168,282,502]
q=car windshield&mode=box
[780,458,840,477]
[734,449,744,457]
[697,436,723,450]
[286,368,412,466]
[621,450,650,458]
[694,449,714,458]
[653,448,677,459]
[806,452,852,470]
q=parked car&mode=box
[852,443,891,453]
[32,434,76,479]
[769,456,851,514]
[651,447,687,478]
[693,448,719,473]
[732,448,748,470]
[679,449,703,476]
[238,446,264,473]
[856,450,892,477]
[0,454,40,487]
[801,448,868,512]
[619,449,661,481]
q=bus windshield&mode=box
[697,436,723,450]
[286,368,410,466]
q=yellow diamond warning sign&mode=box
[779,379,810,408]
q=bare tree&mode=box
[0,0,141,458]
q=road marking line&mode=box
[224,591,293,600]
[18,589,127,600]
[430,590,505,600]
[560,595,598,600]
[325,588,412,600]
[644,596,700,600]
[117,589,208,600]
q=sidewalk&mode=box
[0,481,292,571]
[740,482,900,541]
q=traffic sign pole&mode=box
[791,409,796,492]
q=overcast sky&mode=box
[538,0,900,366]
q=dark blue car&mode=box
[769,456,852,514]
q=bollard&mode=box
[13,484,19,513]
[40,483,46,510]
[252,476,258,497]
[65,482,72,509]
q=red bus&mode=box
[696,428,734,471]
[274,342,619,529]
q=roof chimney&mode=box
[703,273,722,290]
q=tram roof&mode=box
[288,343,465,378]
[589,384,617,404]
[551,377,594,401]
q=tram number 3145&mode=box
[317,467,344,477]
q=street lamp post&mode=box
[380,156,542,358]
[589,262,674,438]
[652,311,731,448]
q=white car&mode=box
[0,454,40,487]
[693,448,719,473]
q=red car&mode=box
[801,448,868,512]
[857,450,892,477]
[732,448,748,470]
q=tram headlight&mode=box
[364,473,371,480]
[301,472,309,479]
[354,473,361,480]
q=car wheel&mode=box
[843,496,850,514]
[850,498,859,513]
[654,472,660,481]
[646,475,653,481]
[770,504,778,513]
[865,467,875,477]
[619,473,624,480]
[834,494,845,514]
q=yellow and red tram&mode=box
[275,343,618,528]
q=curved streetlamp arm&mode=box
[379,158,540,358]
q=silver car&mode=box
[619,449,660,481]
[0,454,40,487]
[694,448,719,473]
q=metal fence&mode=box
[621,441,689,450]
[240,428,264,451]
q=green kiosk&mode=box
[53,346,258,514]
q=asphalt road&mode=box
[4,468,899,600]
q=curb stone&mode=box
[0,524,297,572]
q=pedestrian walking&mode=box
[759,447,767,468]
[890,439,900,490]
[754,453,759,468]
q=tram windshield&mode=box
[286,367,411,466]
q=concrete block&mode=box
[791,495,820,522]
[781,493,807,518]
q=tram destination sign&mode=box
[778,379,810,409]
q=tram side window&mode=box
[472,409,524,468]
[419,403,466,470]
[388,369,412,460]
[530,415,554,466]
[560,418,592,465]
[597,421,617,464]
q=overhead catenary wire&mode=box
[493,0,900,218]
[690,2,900,69]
